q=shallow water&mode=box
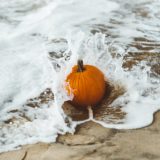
[0,0,160,153]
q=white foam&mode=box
[65,33,160,129]
[0,36,75,153]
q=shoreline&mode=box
[0,111,160,160]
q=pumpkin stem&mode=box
[77,59,85,72]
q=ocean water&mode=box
[0,0,160,153]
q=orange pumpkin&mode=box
[66,59,106,108]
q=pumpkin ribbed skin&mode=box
[66,61,106,108]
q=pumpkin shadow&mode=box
[62,82,126,124]
[93,83,126,124]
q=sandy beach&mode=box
[1,110,160,160]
